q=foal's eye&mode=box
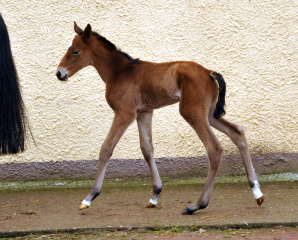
[72,51,80,55]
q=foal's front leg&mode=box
[137,111,162,207]
[79,111,135,210]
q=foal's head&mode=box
[56,22,95,81]
[57,22,139,81]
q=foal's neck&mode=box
[92,46,131,84]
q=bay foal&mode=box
[56,22,264,214]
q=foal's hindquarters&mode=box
[177,70,264,214]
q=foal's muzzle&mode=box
[56,68,69,81]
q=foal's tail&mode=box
[210,72,226,119]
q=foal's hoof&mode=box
[147,202,156,208]
[256,195,265,206]
[79,203,89,210]
[181,207,194,215]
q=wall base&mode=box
[0,153,297,181]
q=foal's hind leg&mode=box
[137,110,162,207]
[208,116,264,205]
[180,107,224,214]
[79,111,135,210]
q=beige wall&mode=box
[1,0,297,164]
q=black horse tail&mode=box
[210,72,226,119]
[0,14,27,154]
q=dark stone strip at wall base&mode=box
[0,153,297,181]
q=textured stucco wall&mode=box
[0,0,297,166]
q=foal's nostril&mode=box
[56,71,61,79]
[56,68,68,81]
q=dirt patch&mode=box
[0,180,297,238]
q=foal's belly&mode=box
[137,88,181,110]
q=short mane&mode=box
[91,31,139,63]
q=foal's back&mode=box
[110,60,213,111]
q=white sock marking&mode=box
[149,198,158,205]
[82,199,91,206]
[252,180,263,199]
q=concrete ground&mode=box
[0,175,297,239]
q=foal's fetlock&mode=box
[182,203,201,215]
[181,206,196,215]
[182,201,208,215]
[147,186,162,208]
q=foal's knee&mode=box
[217,141,224,153]
[140,142,153,160]
[207,142,223,169]
[208,141,224,157]
[99,146,113,160]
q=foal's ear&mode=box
[74,21,83,35]
[81,24,92,45]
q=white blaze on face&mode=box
[68,40,73,49]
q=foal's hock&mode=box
[56,22,264,215]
